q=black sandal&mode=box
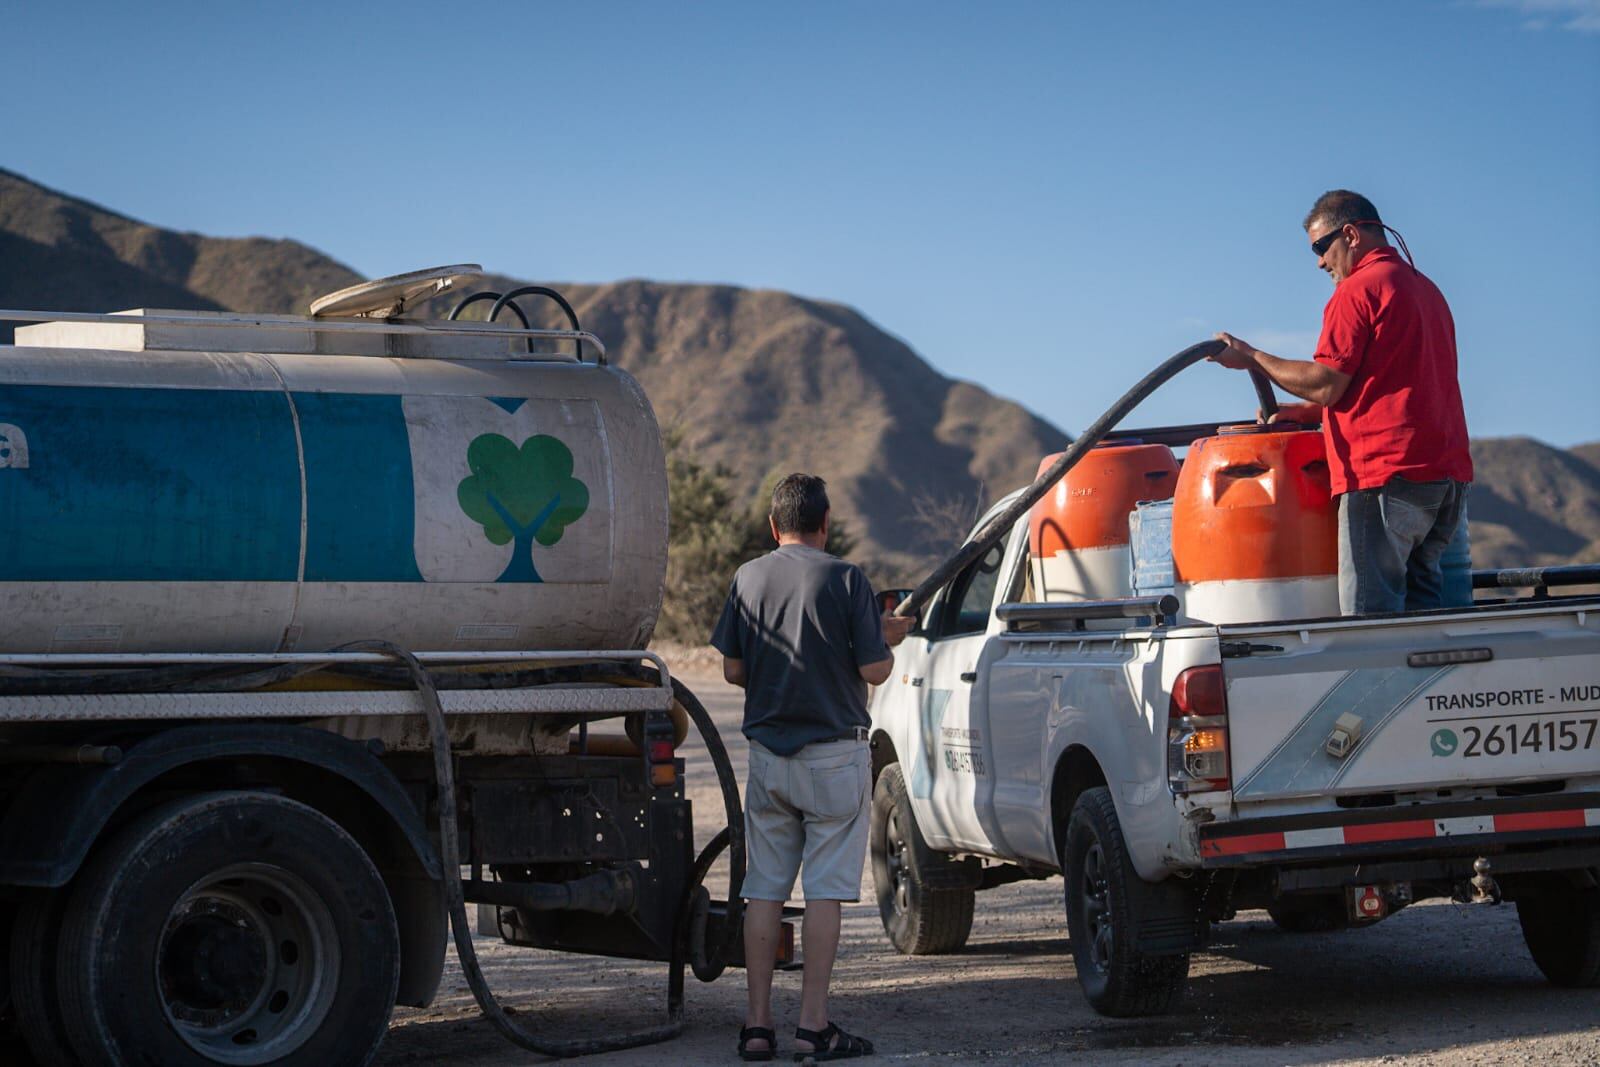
[739,1025,777,1061]
[793,1022,874,1061]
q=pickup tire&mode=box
[870,763,975,955]
[1062,787,1188,1016]
[1518,883,1600,987]
[55,791,400,1067]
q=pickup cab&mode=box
[867,489,1600,1016]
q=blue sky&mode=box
[5,1,1597,445]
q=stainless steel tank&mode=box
[0,299,668,653]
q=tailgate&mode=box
[1222,601,1600,803]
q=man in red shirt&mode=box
[1212,189,1472,615]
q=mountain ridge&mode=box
[2,167,1594,583]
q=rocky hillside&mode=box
[416,273,1068,579]
[2,167,1595,584]
[0,167,360,332]
[1468,437,1600,571]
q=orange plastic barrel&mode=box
[1028,443,1179,601]
[1171,426,1337,621]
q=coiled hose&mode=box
[344,642,744,1058]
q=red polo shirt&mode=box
[1313,246,1473,495]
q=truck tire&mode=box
[1062,787,1188,1016]
[55,791,401,1067]
[9,892,76,1066]
[870,763,975,955]
[1518,883,1600,988]
[1267,896,1348,933]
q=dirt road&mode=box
[379,666,1600,1067]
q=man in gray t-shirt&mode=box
[712,473,909,1062]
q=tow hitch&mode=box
[1460,857,1503,904]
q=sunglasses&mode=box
[1310,226,1348,257]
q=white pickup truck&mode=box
[866,488,1600,1016]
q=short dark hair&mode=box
[1304,189,1384,238]
[770,473,829,534]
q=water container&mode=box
[1171,426,1337,624]
[1027,443,1179,602]
[1129,498,1175,597]
[0,310,668,653]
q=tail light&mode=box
[646,720,678,788]
[1167,665,1230,794]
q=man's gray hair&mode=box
[1304,189,1383,235]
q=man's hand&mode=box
[881,612,914,647]
[1265,401,1324,426]
[1210,332,1259,370]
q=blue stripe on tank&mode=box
[293,392,423,582]
[0,384,301,580]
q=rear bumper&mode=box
[1198,792,1600,869]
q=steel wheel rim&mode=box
[887,809,911,916]
[156,862,340,1064]
[1080,841,1113,974]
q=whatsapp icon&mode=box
[1430,729,1459,758]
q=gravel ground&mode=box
[378,663,1600,1067]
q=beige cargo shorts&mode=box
[743,737,872,902]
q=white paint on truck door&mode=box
[908,530,1016,854]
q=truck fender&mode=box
[0,722,447,1008]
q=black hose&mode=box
[894,338,1228,620]
[342,643,744,1057]
[448,290,532,328]
[488,286,589,363]
[1248,367,1280,420]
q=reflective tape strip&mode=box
[1200,832,1286,857]
[1494,810,1588,833]
[1283,826,1345,850]
[1202,804,1600,856]
[1343,819,1436,845]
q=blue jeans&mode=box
[1338,478,1470,615]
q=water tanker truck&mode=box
[0,267,754,1065]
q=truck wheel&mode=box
[870,763,975,955]
[1518,883,1600,987]
[1267,896,1348,933]
[56,791,401,1067]
[9,892,77,1066]
[1062,787,1188,1016]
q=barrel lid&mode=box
[310,265,483,319]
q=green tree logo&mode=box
[457,433,589,582]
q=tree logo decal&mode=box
[456,433,589,582]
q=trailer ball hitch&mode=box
[1469,857,1502,904]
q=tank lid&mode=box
[310,264,483,319]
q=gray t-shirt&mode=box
[709,544,890,756]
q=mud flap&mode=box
[1129,874,1209,955]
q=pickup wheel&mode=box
[870,763,975,955]
[55,791,401,1067]
[1062,787,1189,1016]
[1518,883,1600,987]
